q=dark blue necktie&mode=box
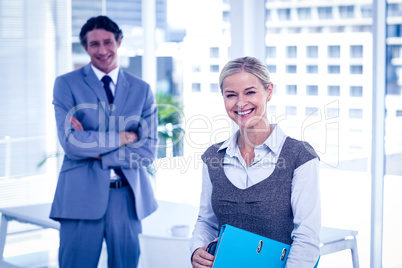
[101,75,127,182]
[101,75,114,104]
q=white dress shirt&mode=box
[91,65,120,180]
[189,125,321,268]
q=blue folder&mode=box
[211,224,291,268]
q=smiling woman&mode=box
[189,57,321,268]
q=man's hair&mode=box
[79,16,123,47]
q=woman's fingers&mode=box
[192,247,215,268]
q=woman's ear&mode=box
[267,83,274,102]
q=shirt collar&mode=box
[218,130,239,156]
[91,65,119,85]
[218,124,286,156]
[264,124,286,155]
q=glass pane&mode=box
[328,45,340,58]
[297,8,311,20]
[350,45,363,58]
[265,1,373,266]
[307,46,318,58]
[328,85,340,96]
[286,46,297,58]
[277,8,291,20]
[286,85,297,95]
[267,46,276,58]
[339,6,354,19]
[306,85,318,96]
[318,7,333,19]
[0,0,63,205]
[267,65,277,73]
[350,86,363,97]
[286,65,297,73]
[307,65,318,73]
[384,2,402,267]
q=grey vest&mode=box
[201,137,318,245]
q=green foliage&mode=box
[155,92,185,144]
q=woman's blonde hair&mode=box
[219,56,271,94]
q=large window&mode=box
[286,46,297,58]
[285,106,297,115]
[277,8,291,20]
[350,65,363,74]
[349,108,363,119]
[328,45,341,58]
[267,65,277,73]
[328,85,340,96]
[387,3,402,17]
[350,86,363,97]
[297,8,311,20]
[328,65,341,74]
[286,65,297,73]
[306,85,318,96]
[286,85,297,95]
[263,2,389,267]
[318,7,333,19]
[266,46,276,58]
[361,5,372,18]
[0,0,69,208]
[384,3,402,268]
[339,6,355,18]
[350,45,363,58]
[0,1,399,267]
[306,65,318,73]
[306,46,318,58]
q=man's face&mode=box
[84,28,121,74]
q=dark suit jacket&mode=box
[50,63,158,221]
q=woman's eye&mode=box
[246,91,256,95]
[226,94,235,98]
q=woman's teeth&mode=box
[237,109,252,115]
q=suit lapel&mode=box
[82,64,110,113]
[112,69,130,115]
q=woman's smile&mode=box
[236,108,254,116]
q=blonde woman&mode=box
[190,56,321,268]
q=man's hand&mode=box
[70,116,83,131]
[191,242,216,268]
[119,131,138,146]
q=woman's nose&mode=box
[237,95,247,108]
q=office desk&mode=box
[0,203,359,267]
[0,201,198,267]
[0,204,59,267]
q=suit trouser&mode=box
[58,186,141,268]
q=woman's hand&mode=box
[192,240,217,268]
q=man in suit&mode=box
[50,16,158,268]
